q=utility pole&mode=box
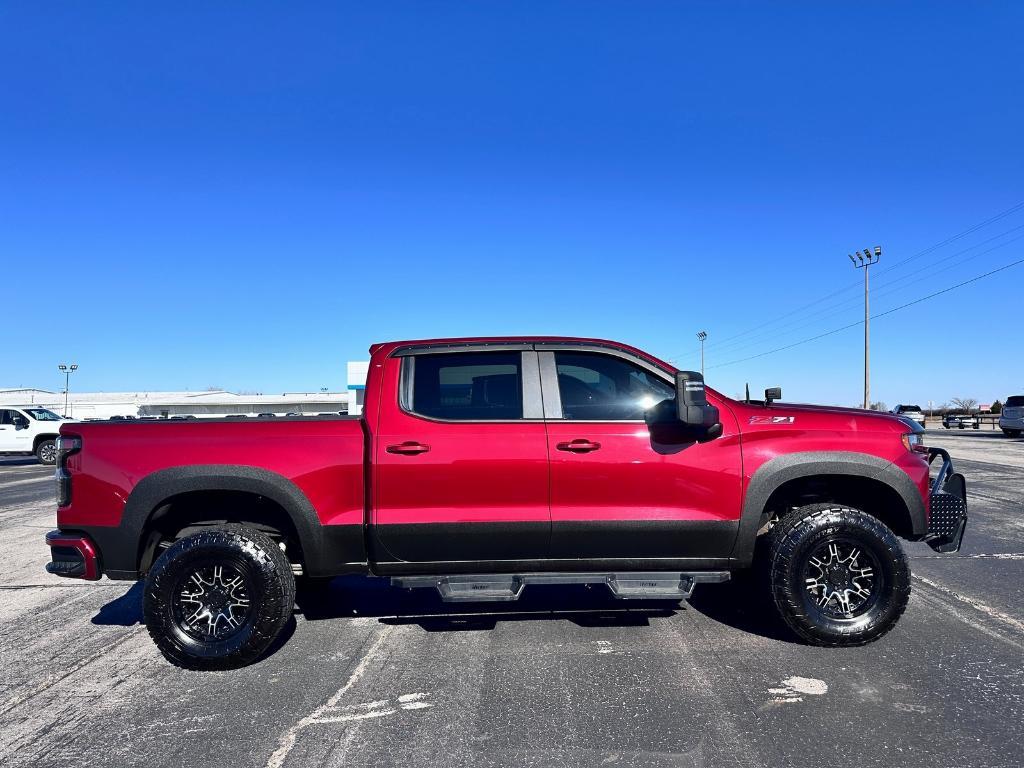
[58,363,78,417]
[696,331,708,376]
[848,247,881,409]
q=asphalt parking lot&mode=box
[1,431,1022,768]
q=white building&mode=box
[347,361,369,416]
[0,388,348,420]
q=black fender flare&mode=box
[730,451,926,566]
[93,465,365,579]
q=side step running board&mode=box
[391,571,730,603]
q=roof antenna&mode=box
[745,383,750,404]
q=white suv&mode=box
[0,406,71,464]
[1000,395,1024,437]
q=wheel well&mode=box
[136,490,305,575]
[760,474,914,539]
[33,433,59,451]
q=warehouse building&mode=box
[0,388,349,420]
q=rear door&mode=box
[540,347,742,564]
[371,346,551,565]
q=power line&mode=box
[871,199,1024,278]
[668,199,1024,362]
[684,227,1024,362]
[706,254,1024,370]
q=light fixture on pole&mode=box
[696,331,708,376]
[58,363,78,417]
[847,246,881,409]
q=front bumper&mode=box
[45,530,101,580]
[999,416,1024,430]
[925,448,968,553]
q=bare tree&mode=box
[870,401,888,412]
[950,397,978,413]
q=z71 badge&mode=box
[749,415,796,425]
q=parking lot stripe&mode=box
[266,625,395,768]
[912,574,1024,636]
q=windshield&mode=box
[899,405,922,412]
[1005,396,1024,407]
[25,408,62,421]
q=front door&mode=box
[372,348,551,565]
[541,348,743,564]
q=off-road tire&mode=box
[35,438,57,465]
[144,526,295,670]
[764,503,910,646]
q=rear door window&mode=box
[405,352,524,420]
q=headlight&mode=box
[902,432,927,453]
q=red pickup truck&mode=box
[46,337,967,669]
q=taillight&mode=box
[55,435,81,507]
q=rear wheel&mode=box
[1005,429,1021,438]
[35,439,56,465]
[764,504,910,646]
[144,526,295,670]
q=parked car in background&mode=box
[943,413,979,430]
[891,404,926,428]
[0,406,71,464]
[999,395,1024,437]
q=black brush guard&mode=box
[925,447,968,553]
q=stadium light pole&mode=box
[696,331,708,376]
[58,363,78,417]
[848,247,881,409]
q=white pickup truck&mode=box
[0,406,71,464]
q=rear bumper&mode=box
[925,448,968,553]
[45,530,101,580]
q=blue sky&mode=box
[2,2,1022,407]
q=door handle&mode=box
[386,441,431,455]
[556,439,601,453]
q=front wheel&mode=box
[1005,429,1021,438]
[765,504,910,646]
[143,526,296,670]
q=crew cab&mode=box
[45,337,968,669]
[0,406,70,464]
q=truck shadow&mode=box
[296,575,797,641]
[686,577,798,643]
[91,574,797,643]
